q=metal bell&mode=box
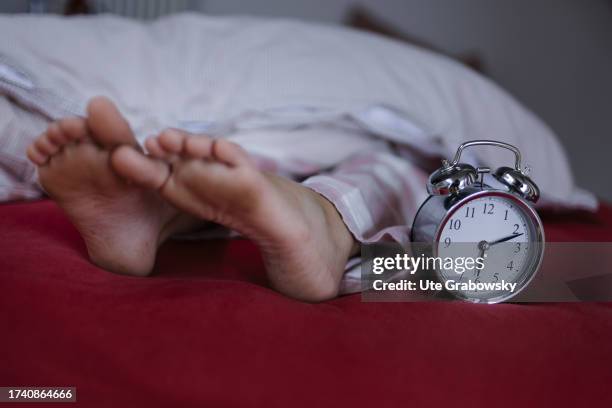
[427,161,478,195]
[494,167,540,203]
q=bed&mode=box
[1,198,611,407]
[1,11,611,406]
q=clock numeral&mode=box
[506,261,514,271]
[449,219,462,230]
[493,272,499,282]
[504,210,508,221]
[443,237,451,247]
[514,243,521,253]
[465,206,475,218]
[483,203,494,215]
[513,223,520,234]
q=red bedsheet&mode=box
[1,200,611,407]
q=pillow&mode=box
[0,13,595,209]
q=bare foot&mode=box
[110,129,358,301]
[26,97,190,276]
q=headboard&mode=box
[63,0,193,19]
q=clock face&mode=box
[435,192,543,303]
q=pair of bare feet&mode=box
[27,97,357,302]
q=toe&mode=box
[46,122,69,145]
[57,117,88,142]
[212,139,253,167]
[86,96,138,148]
[26,143,48,165]
[157,129,187,155]
[111,145,170,190]
[185,136,214,159]
[144,136,169,159]
[34,133,60,156]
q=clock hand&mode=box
[490,232,524,246]
[474,240,489,277]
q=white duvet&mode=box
[0,12,596,209]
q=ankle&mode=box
[312,190,359,258]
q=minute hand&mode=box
[490,232,524,246]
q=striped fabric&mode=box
[0,96,46,201]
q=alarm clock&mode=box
[410,140,545,304]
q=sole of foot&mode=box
[111,129,358,301]
[27,96,184,276]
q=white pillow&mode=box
[0,13,595,209]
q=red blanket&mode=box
[1,200,611,407]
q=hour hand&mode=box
[490,232,524,246]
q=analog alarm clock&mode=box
[411,140,545,303]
